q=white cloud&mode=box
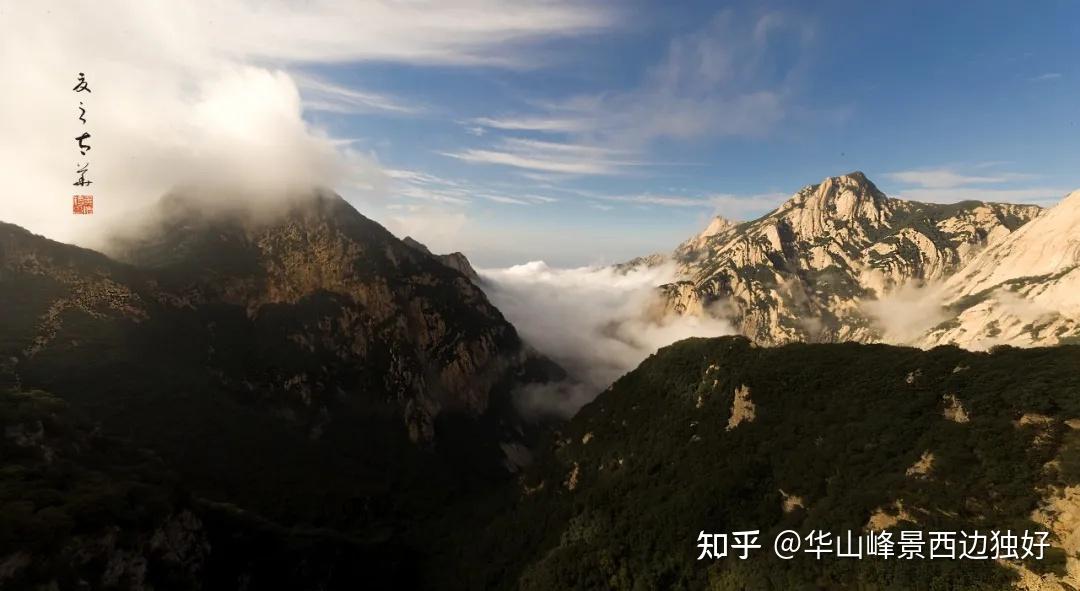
[886,166,1067,206]
[886,168,1033,189]
[386,167,557,207]
[861,282,950,345]
[892,186,1071,206]
[442,138,637,175]
[294,74,423,115]
[0,0,615,246]
[384,205,470,252]
[478,261,733,417]
[547,187,786,219]
[470,116,590,133]
[476,194,533,205]
[1031,72,1062,81]
[594,194,712,207]
[174,0,615,67]
[397,185,472,205]
[708,192,789,220]
[468,9,812,151]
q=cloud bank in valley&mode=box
[478,261,734,418]
[860,282,951,345]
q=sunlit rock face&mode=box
[638,172,1042,346]
[919,189,1080,350]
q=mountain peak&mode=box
[656,170,1045,346]
[107,190,397,274]
[839,170,870,183]
[776,171,891,232]
[943,186,1080,301]
[813,170,881,196]
[1059,188,1080,211]
[698,215,736,239]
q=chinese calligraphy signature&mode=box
[72,72,93,214]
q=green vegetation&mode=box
[0,201,558,588]
[7,332,1080,589]
[3,196,1078,588]
[430,337,1080,590]
[0,389,191,588]
[0,388,424,589]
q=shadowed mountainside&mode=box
[0,191,563,587]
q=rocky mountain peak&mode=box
[649,171,1045,345]
[107,191,446,311]
[402,236,481,283]
[918,186,1080,349]
[943,187,1080,298]
[779,171,891,232]
[675,216,739,257]
[698,216,736,239]
[1049,188,1080,226]
[2,190,563,476]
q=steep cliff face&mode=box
[919,189,1080,349]
[403,235,482,283]
[647,172,1040,345]
[102,192,540,442]
[0,191,562,537]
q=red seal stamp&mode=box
[72,194,94,214]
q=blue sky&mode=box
[290,1,1079,266]
[7,1,1076,266]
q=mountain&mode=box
[919,189,1080,349]
[402,235,481,283]
[435,336,1080,590]
[100,191,544,445]
[0,387,418,589]
[643,172,1041,345]
[0,191,563,585]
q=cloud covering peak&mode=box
[0,1,614,246]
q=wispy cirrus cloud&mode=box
[707,192,789,219]
[294,74,424,115]
[886,166,1068,206]
[386,168,557,206]
[466,10,813,151]
[544,186,787,220]
[1030,72,1062,82]
[469,116,591,133]
[891,185,1071,206]
[594,191,786,219]
[441,138,641,175]
[2,0,619,247]
[205,1,617,68]
[886,168,1034,189]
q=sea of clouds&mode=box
[479,261,733,418]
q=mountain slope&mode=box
[0,388,419,589]
[103,191,545,443]
[0,191,561,545]
[648,172,1040,345]
[403,235,482,282]
[437,336,1080,590]
[920,189,1080,349]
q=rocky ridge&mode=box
[919,189,1080,349]
[0,190,564,566]
[639,172,1043,345]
